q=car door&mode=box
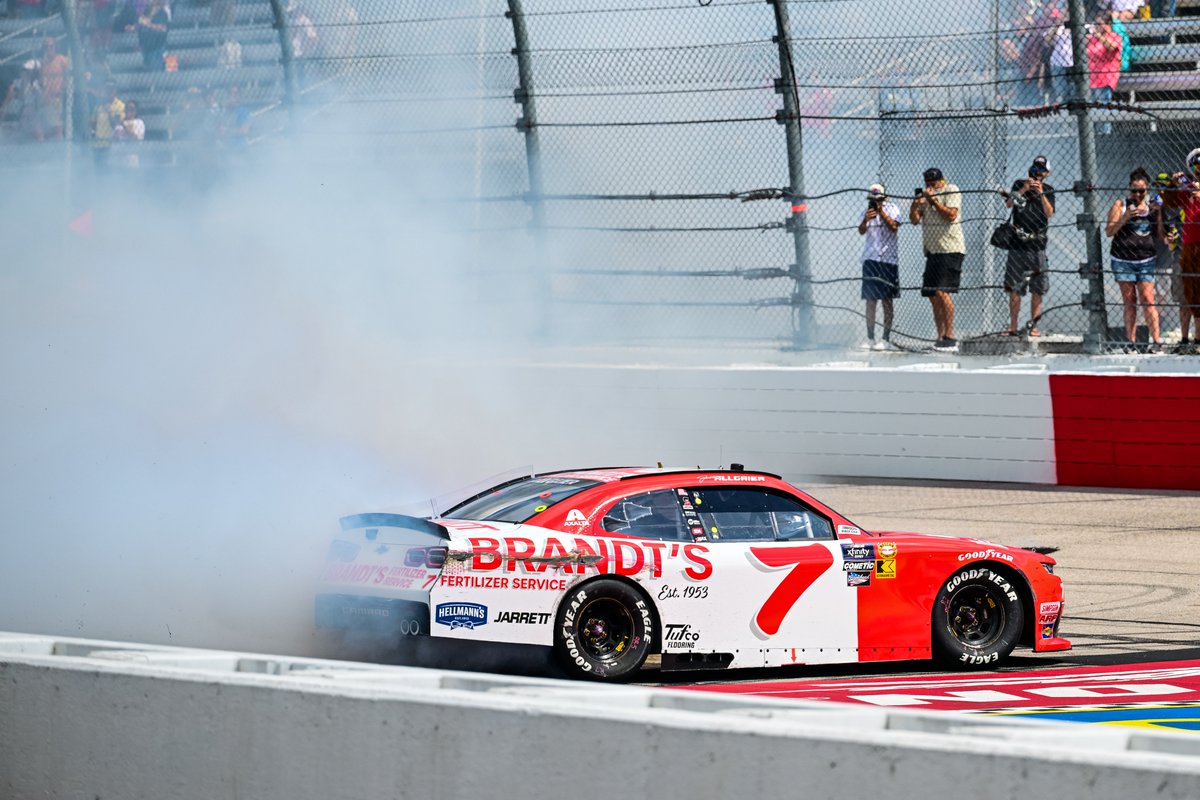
[674,486,859,668]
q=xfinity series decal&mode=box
[435,602,488,630]
[841,543,875,561]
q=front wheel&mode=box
[932,566,1024,668]
[554,579,654,680]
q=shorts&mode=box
[861,260,900,300]
[1004,249,1049,296]
[1111,256,1156,284]
[921,252,964,297]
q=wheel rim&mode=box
[576,597,635,664]
[947,584,1006,648]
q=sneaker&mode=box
[934,337,959,351]
[877,340,899,351]
[1149,342,1164,354]
[871,339,887,351]
[860,339,876,351]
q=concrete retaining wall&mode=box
[513,360,1200,489]
[3,634,1200,800]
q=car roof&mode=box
[542,466,783,483]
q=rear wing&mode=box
[338,513,449,540]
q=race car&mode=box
[315,466,1069,680]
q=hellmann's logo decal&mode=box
[435,602,488,630]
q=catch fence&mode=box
[4,0,1199,351]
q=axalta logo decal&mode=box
[957,549,1014,563]
[465,536,712,580]
[435,602,488,630]
[565,509,588,526]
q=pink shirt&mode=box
[1087,31,1122,91]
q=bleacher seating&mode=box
[1120,8,1200,103]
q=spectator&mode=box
[1162,149,1200,351]
[1105,167,1163,350]
[91,81,124,171]
[223,85,251,146]
[1106,0,1144,21]
[1,60,44,142]
[1003,156,1056,337]
[115,98,144,166]
[136,0,170,71]
[1155,191,1190,349]
[1148,0,1176,17]
[288,1,318,58]
[1087,13,1122,104]
[217,37,242,69]
[856,183,901,350]
[1047,10,1074,102]
[39,37,68,140]
[909,167,965,352]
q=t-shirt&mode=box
[920,183,965,255]
[1087,31,1122,91]
[1009,180,1056,251]
[861,200,901,265]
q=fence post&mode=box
[60,0,89,142]
[767,0,813,347]
[1067,0,1109,352]
[267,0,298,129]
[506,0,549,338]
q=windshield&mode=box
[441,476,601,523]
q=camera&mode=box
[914,187,924,197]
[868,198,880,211]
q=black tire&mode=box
[554,579,654,680]
[932,565,1024,668]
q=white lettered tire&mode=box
[932,566,1024,668]
[554,579,654,680]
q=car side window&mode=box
[601,490,688,542]
[687,488,834,542]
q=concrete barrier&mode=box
[3,633,1200,800]
[511,358,1200,489]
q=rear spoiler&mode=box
[338,513,450,540]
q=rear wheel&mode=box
[932,566,1024,668]
[554,579,653,680]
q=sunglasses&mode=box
[1129,188,1147,193]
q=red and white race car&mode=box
[315,466,1069,680]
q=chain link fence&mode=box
[3,0,1200,351]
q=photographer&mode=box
[1105,167,1163,350]
[1162,149,1200,350]
[909,167,965,351]
[856,184,901,350]
[1002,156,1055,337]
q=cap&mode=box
[922,167,943,183]
[867,183,886,199]
[1031,155,1051,173]
[22,59,39,71]
[1187,147,1200,174]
